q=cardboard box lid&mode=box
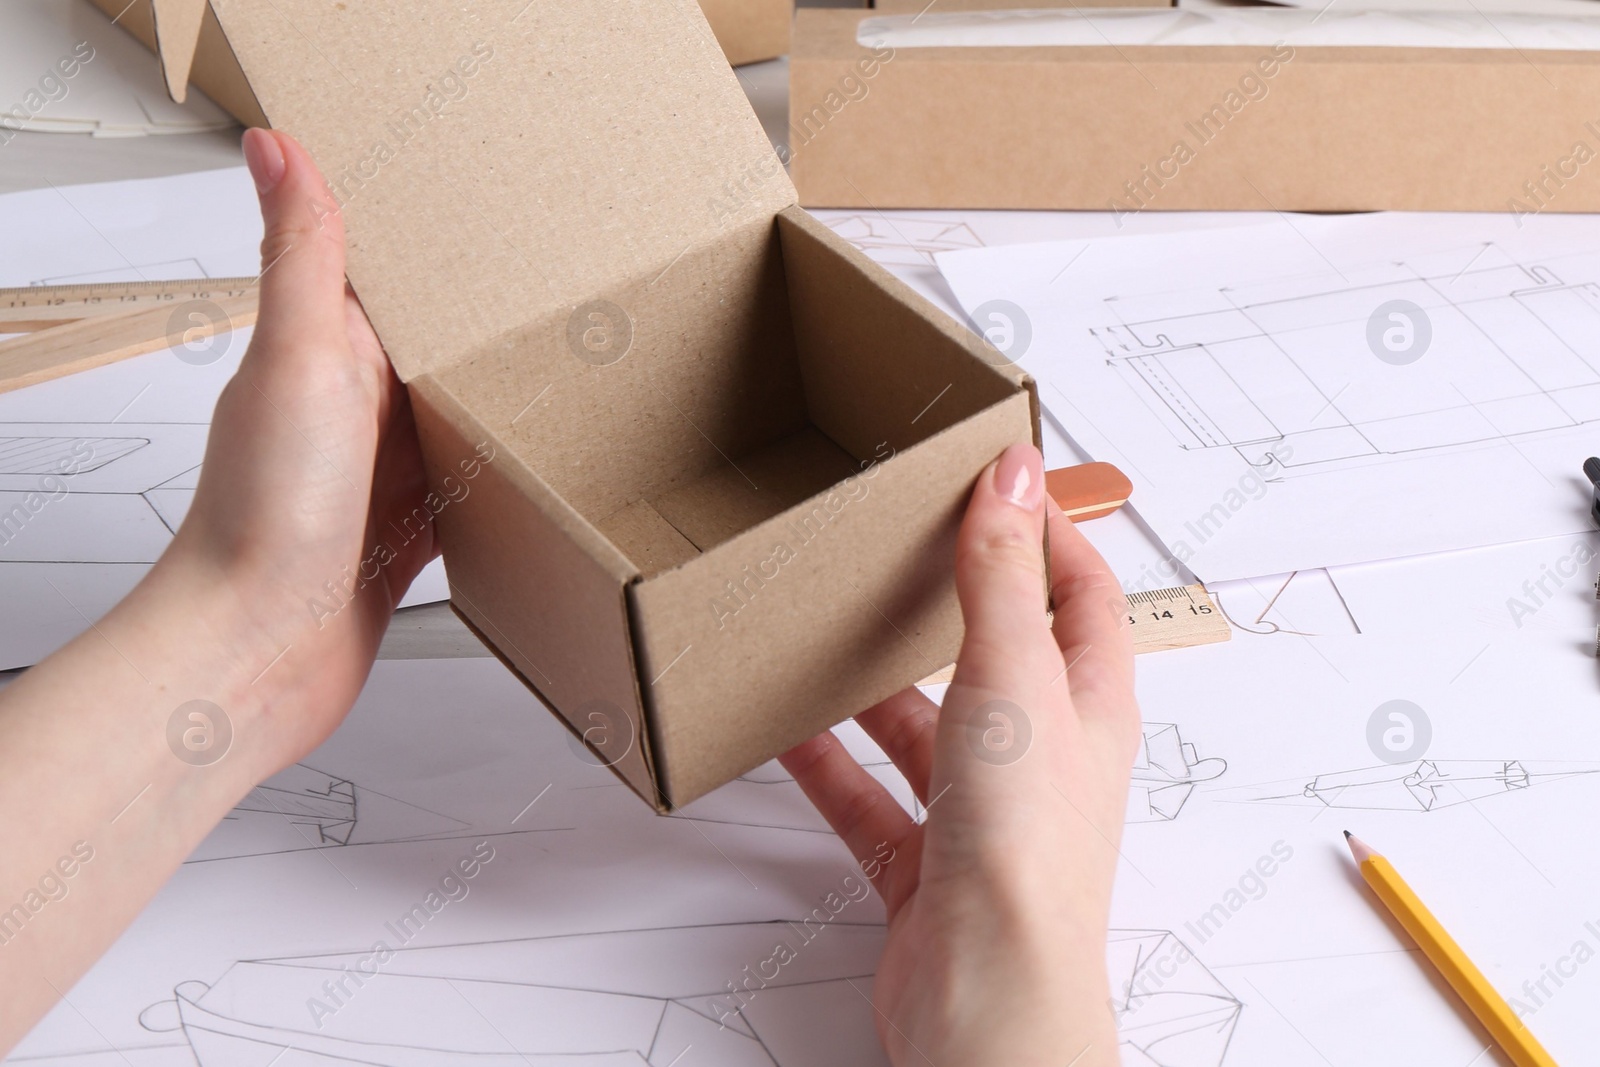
[188,0,797,382]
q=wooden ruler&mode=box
[916,582,1229,685]
[1121,583,1231,653]
[0,277,260,394]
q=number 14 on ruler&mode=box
[1122,585,1231,654]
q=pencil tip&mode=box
[1344,832,1374,863]
[1343,829,1352,840]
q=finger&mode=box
[241,127,348,354]
[854,686,940,805]
[779,731,916,898]
[1046,500,1136,716]
[368,388,438,600]
[950,443,1061,696]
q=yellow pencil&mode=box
[1344,831,1559,1067]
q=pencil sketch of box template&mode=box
[140,923,1241,1067]
[825,215,984,268]
[140,922,887,1067]
[1129,722,1227,823]
[1090,247,1600,477]
[186,762,489,864]
[1245,759,1600,813]
[0,421,205,562]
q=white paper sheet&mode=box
[937,211,1600,582]
[1261,0,1600,13]
[1118,628,1600,1065]
[5,657,910,1067]
[859,7,1600,51]
[812,207,1270,323]
[1,0,234,138]
[0,168,447,670]
[11,627,1600,1064]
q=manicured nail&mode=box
[994,443,1042,510]
[242,128,285,195]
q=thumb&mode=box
[241,127,348,352]
[949,443,1060,695]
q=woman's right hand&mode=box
[781,442,1142,1067]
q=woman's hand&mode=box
[0,129,433,1048]
[165,127,438,776]
[781,443,1143,1067]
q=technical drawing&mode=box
[1129,723,1227,823]
[670,752,906,834]
[141,923,1237,1067]
[1092,248,1600,475]
[139,922,889,1066]
[1210,569,1363,638]
[1249,760,1600,813]
[825,215,984,267]
[188,762,497,863]
[1109,929,1241,1066]
[0,421,207,561]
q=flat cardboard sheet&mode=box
[210,0,794,383]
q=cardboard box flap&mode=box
[208,0,796,382]
[152,0,208,102]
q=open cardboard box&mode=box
[792,5,1600,211]
[91,0,799,126]
[138,0,1038,808]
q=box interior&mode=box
[431,212,1019,580]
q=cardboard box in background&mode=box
[135,0,1038,809]
[92,0,800,126]
[790,7,1600,212]
[700,0,794,66]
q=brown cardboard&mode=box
[699,0,793,66]
[791,7,1600,212]
[144,0,1037,808]
[92,0,794,127]
[88,0,267,127]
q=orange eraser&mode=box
[1045,462,1132,522]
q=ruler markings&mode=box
[915,583,1229,685]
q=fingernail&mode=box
[242,128,285,195]
[994,443,1043,510]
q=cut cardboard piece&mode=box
[92,0,792,131]
[151,0,208,102]
[791,7,1600,211]
[192,0,1036,808]
[87,0,268,127]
